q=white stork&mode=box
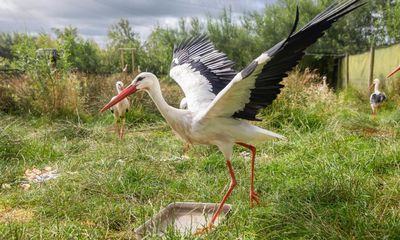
[322,76,328,88]
[101,0,364,233]
[369,79,386,116]
[122,64,128,73]
[110,81,130,139]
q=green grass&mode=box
[0,88,399,239]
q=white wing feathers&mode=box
[170,63,216,113]
[169,35,237,114]
[197,53,271,121]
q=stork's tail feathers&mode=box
[262,129,287,141]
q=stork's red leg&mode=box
[211,160,237,224]
[195,160,236,235]
[115,121,120,138]
[120,118,125,139]
[237,142,260,208]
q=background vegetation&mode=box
[1,0,400,75]
[1,0,400,117]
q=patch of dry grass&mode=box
[0,207,33,224]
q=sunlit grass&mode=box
[0,74,399,239]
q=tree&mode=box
[0,33,15,60]
[382,0,400,43]
[143,26,176,76]
[108,19,141,49]
[107,18,143,73]
[207,8,257,69]
[53,27,102,73]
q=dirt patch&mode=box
[361,127,395,138]
[0,207,34,223]
[348,127,396,138]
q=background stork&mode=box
[110,81,130,139]
[369,78,386,116]
[101,0,364,234]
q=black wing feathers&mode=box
[234,0,365,121]
[172,35,237,94]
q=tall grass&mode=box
[0,71,184,124]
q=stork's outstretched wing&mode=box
[169,35,237,113]
[197,0,365,122]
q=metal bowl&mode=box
[135,202,232,239]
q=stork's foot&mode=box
[250,190,260,208]
[194,224,214,236]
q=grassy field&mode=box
[1,74,399,239]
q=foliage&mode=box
[207,8,256,69]
[107,18,143,73]
[8,33,81,115]
[54,27,103,73]
[0,33,15,61]
[1,1,400,76]
[1,0,400,117]
[386,0,400,41]
[142,26,176,76]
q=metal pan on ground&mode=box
[135,202,232,239]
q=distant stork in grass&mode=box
[101,0,364,234]
[369,79,386,116]
[322,76,328,88]
[110,81,130,139]
[317,75,329,93]
[122,64,128,73]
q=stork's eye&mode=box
[137,76,145,82]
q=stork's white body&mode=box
[111,96,130,120]
[111,81,130,139]
[146,82,284,156]
[369,79,386,115]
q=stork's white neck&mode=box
[374,82,380,93]
[146,80,178,123]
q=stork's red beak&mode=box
[387,65,400,78]
[100,84,137,112]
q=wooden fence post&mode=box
[131,49,135,74]
[346,53,350,87]
[368,45,375,89]
[120,49,124,71]
[119,48,135,74]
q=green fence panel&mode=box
[339,43,400,92]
